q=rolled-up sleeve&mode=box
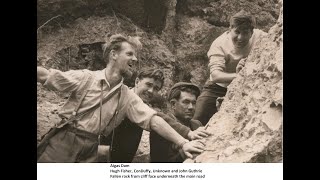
[207,40,226,73]
[43,69,85,92]
[126,97,157,131]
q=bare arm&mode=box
[150,115,205,158]
[37,66,49,84]
[207,48,237,83]
[210,57,248,82]
[150,115,188,148]
[210,70,237,84]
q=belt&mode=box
[64,125,99,141]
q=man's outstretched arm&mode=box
[156,112,191,138]
[156,112,210,140]
[210,70,237,84]
[37,66,49,84]
[150,115,205,159]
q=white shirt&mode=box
[207,29,267,87]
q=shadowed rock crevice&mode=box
[44,42,105,71]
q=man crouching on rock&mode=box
[37,34,205,162]
[193,10,267,126]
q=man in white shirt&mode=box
[37,34,205,162]
[193,10,267,125]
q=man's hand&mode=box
[187,127,211,140]
[37,66,49,84]
[236,58,247,73]
[181,140,205,159]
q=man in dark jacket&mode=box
[150,82,210,162]
[99,68,165,162]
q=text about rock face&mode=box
[109,164,205,179]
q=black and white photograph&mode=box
[37,0,283,175]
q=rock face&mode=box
[176,0,279,31]
[37,0,113,28]
[173,15,226,87]
[37,0,282,162]
[192,4,283,163]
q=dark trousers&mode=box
[193,82,227,125]
[150,131,183,163]
[37,125,99,163]
[101,118,143,162]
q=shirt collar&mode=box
[96,69,124,88]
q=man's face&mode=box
[135,77,162,103]
[115,42,138,78]
[172,91,197,122]
[230,27,253,48]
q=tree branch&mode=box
[37,15,62,34]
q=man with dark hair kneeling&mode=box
[150,82,210,162]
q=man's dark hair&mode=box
[168,82,200,101]
[230,10,256,30]
[137,68,165,89]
